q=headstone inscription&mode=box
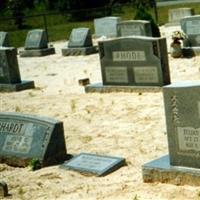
[0,112,67,167]
[117,20,152,37]
[62,28,97,56]
[19,29,55,57]
[61,153,125,176]
[0,32,9,47]
[99,36,170,87]
[142,81,200,186]
[94,16,121,38]
[168,8,194,24]
[0,47,35,92]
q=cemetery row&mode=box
[2,8,200,196]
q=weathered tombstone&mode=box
[0,32,9,47]
[62,28,98,56]
[0,47,35,92]
[142,81,200,186]
[61,153,125,176]
[180,15,200,56]
[0,112,67,167]
[19,29,55,57]
[86,36,170,93]
[117,20,152,37]
[94,16,121,38]
[0,181,8,197]
[167,8,194,26]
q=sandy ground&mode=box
[1,26,200,200]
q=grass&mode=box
[1,2,200,47]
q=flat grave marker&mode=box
[61,153,125,176]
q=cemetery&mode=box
[2,1,200,199]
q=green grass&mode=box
[1,2,200,47]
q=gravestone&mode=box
[61,153,125,176]
[181,15,200,56]
[168,8,194,26]
[0,112,67,167]
[62,28,98,56]
[142,81,200,186]
[94,16,121,38]
[117,20,152,37]
[0,181,8,197]
[86,36,170,93]
[0,32,9,47]
[0,47,35,92]
[19,29,55,57]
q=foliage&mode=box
[28,158,41,170]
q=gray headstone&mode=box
[0,32,9,47]
[61,153,125,176]
[0,47,21,84]
[169,8,194,23]
[99,36,170,86]
[117,20,152,37]
[94,16,121,38]
[163,81,200,168]
[0,112,67,167]
[181,15,200,47]
[25,29,48,50]
[68,28,93,48]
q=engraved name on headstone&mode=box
[94,16,121,38]
[0,112,67,167]
[99,36,170,86]
[117,20,152,37]
[61,153,125,176]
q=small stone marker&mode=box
[86,36,170,93]
[0,32,9,47]
[19,29,55,57]
[0,47,35,92]
[117,20,152,37]
[62,28,97,56]
[0,181,8,197]
[0,112,67,167]
[61,153,125,176]
[142,81,200,186]
[94,16,121,38]
[78,78,90,86]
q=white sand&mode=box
[1,26,200,200]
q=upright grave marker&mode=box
[0,32,9,47]
[19,29,55,57]
[117,20,152,37]
[85,36,170,93]
[0,112,67,167]
[0,47,34,92]
[142,81,200,186]
[94,16,121,38]
[62,28,97,56]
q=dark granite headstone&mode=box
[0,47,34,91]
[142,81,200,186]
[61,153,125,176]
[99,36,170,87]
[94,16,121,38]
[0,32,9,47]
[62,27,97,56]
[117,20,152,37]
[0,181,8,197]
[0,112,67,167]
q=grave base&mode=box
[85,83,162,93]
[142,155,200,186]
[182,47,200,57]
[62,46,98,56]
[19,47,55,57]
[164,22,180,27]
[0,80,35,92]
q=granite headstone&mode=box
[94,16,121,38]
[0,47,35,91]
[99,36,170,87]
[0,32,9,47]
[0,112,67,167]
[117,20,152,37]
